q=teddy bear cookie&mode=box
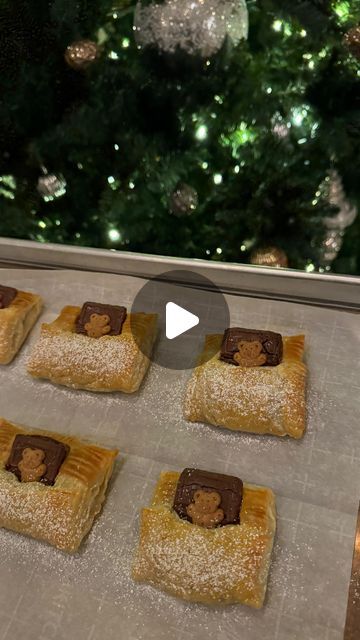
[0,284,42,364]
[184,327,306,438]
[27,300,158,393]
[132,468,276,607]
[0,417,118,552]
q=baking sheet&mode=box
[0,268,359,640]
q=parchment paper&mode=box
[0,268,359,640]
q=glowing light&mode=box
[195,125,208,141]
[55,219,61,226]
[308,60,315,70]
[77,163,83,169]
[300,29,307,37]
[129,181,135,189]
[306,263,315,272]
[122,38,130,48]
[38,221,46,229]
[108,51,119,60]
[201,162,208,169]
[266,87,272,94]
[75,233,81,239]
[214,95,223,104]
[234,165,240,174]
[206,249,210,255]
[108,176,115,184]
[334,1,351,22]
[114,144,119,151]
[298,138,307,144]
[273,20,282,32]
[291,106,309,126]
[240,244,246,251]
[216,247,222,254]
[113,12,118,18]
[213,174,222,185]
[108,229,121,242]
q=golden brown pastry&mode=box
[132,468,276,607]
[184,328,306,438]
[0,284,42,364]
[0,417,118,552]
[27,302,158,393]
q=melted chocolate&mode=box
[6,434,69,486]
[220,327,283,366]
[75,301,127,336]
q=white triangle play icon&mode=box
[165,302,199,340]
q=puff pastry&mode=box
[132,470,276,607]
[0,288,42,364]
[184,334,306,438]
[0,417,118,552]
[27,305,158,393]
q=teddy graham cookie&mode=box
[132,467,276,607]
[184,327,306,438]
[27,300,157,393]
[0,417,118,552]
[0,284,42,364]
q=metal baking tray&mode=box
[0,238,359,640]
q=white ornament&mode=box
[134,0,248,58]
[323,169,357,231]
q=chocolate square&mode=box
[6,434,69,486]
[173,468,243,526]
[220,327,283,366]
[75,301,127,336]
[0,285,18,309]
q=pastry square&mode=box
[0,284,42,364]
[132,470,276,607]
[184,331,306,438]
[0,418,118,552]
[27,303,158,393]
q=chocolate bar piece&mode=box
[173,468,243,526]
[220,327,283,366]
[75,301,127,336]
[0,285,18,309]
[6,434,69,486]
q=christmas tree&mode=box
[0,0,359,273]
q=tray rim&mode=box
[0,237,359,310]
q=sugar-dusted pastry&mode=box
[184,328,306,438]
[27,301,157,393]
[0,417,118,552]
[133,468,276,607]
[0,284,42,364]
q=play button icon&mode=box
[165,302,199,339]
[131,269,229,370]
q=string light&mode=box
[107,176,115,184]
[108,229,121,242]
[234,165,240,173]
[122,38,130,48]
[201,161,208,169]
[213,173,222,185]
[305,263,315,272]
[38,220,46,229]
[216,247,222,254]
[114,144,119,151]
[272,20,282,32]
[108,51,119,60]
[195,124,208,141]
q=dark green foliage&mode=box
[0,0,359,272]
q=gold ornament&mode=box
[250,246,288,268]
[344,26,360,60]
[64,39,99,70]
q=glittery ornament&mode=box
[317,169,357,267]
[344,26,360,60]
[169,183,198,216]
[250,247,288,268]
[134,0,248,58]
[64,40,100,70]
[323,169,357,231]
[37,173,67,201]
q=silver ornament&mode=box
[37,173,67,201]
[134,0,248,58]
[323,170,357,231]
[169,183,198,216]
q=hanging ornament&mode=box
[133,0,248,58]
[317,169,358,267]
[323,169,357,231]
[250,246,288,268]
[37,171,67,201]
[344,26,360,60]
[64,39,100,70]
[169,183,198,216]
